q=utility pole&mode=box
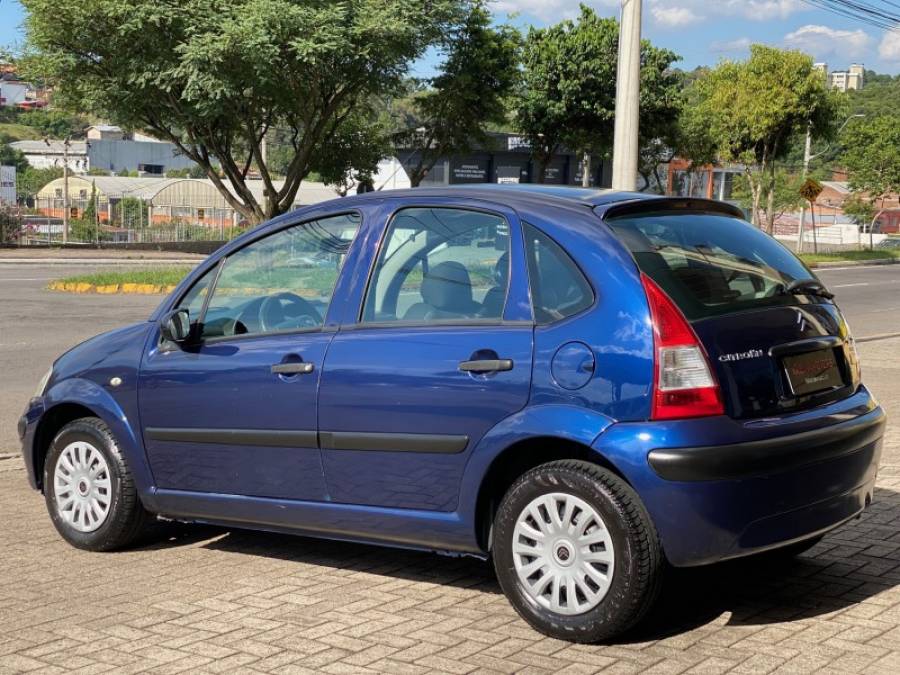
[62,137,70,245]
[611,0,642,191]
[796,125,812,254]
[796,114,864,253]
[581,152,591,187]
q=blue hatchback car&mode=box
[21,185,885,641]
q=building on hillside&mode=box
[10,140,89,172]
[0,73,29,107]
[665,158,744,202]
[11,137,196,175]
[86,125,125,141]
[812,63,865,92]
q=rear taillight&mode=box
[641,273,724,420]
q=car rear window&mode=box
[606,211,816,320]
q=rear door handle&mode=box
[271,362,315,375]
[459,358,513,373]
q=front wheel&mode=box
[44,417,150,551]
[492,460,663,642]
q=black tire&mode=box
[492,460,663,643]
[43,417,151,551]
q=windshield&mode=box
[606,211,818,321]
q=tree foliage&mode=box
[681,45,840,232]
[732,169,805,222]
[400,3,521,187]
[22,0,465,223]
[0,135,30,174]
[515,4,680,183]
[841,115,900,201]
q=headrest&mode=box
[422,261,474,311]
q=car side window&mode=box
[176,265,216,321]
[524,222,594,324]
[193,213,360,339]
[362,207,510,323]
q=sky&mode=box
[1,0,899,75]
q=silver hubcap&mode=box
[53,441,112,533]
[512,492,615,615]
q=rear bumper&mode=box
[594,390,885,566]
[647,407,885,482]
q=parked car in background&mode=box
[20,185,885,642]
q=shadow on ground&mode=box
[137,486,900,642]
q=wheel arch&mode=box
[31,402,98,490]
[32,378,154,500]
[474,435,632,552]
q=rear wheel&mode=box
[492,460,663,642]
[44,417,150,551]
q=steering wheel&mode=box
[258,292,322,333]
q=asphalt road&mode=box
[817,264,900,338]
[0,261,897,454]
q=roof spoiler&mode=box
[601,197,746,221]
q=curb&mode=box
[0,258,202,265]
[48,281,178,295]
[808,258,898,268]
[856,332,900,344]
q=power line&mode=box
[801,0,900,31]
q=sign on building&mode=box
[0,166,15,205]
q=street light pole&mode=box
[795,114,864,254]
[62,138,69,245]
[611,0,642,191]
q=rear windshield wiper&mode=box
[778,279,835,300]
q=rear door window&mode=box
[606,211,817,320]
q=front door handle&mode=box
[271,362,315,375]
[459,358,513,373]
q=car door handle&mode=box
[271,362,315,375]
[458,358,513,373]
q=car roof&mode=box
[332,183,662,210]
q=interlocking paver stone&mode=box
[2,337,900,673]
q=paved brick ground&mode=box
[2,339,899,674]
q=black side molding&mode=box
[146,427,318,448]
[648,408,886,482]
[320,431,469,454]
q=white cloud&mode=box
[710,37,753,53]
[494,0,806,24]
[879,28,900,62]
[491,0,616,23]
[784,24,872,59]
[651,7,701,27]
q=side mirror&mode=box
[160,308,191,344]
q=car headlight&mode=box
[34,368,52,399]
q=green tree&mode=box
[732,169,805,224]
[0,135,30,174]
[841,115,900,241]
[17,110,89,139]
[16,166,63,202]
[22,0,464,224]
[400,3,521,187]
[515,5,680,184]
[682,45,839,232]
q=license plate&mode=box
[783,349,844,396]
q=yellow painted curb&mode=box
[48,281,172,295]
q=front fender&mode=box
[457,404,616,527]
[37,378,156,503]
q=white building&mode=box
[9,140,89,172]
[0,78,28,107]
[0,166,15,204]
[86,125,125,141]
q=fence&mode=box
[774,212,893,254]
[19,196,249,245]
